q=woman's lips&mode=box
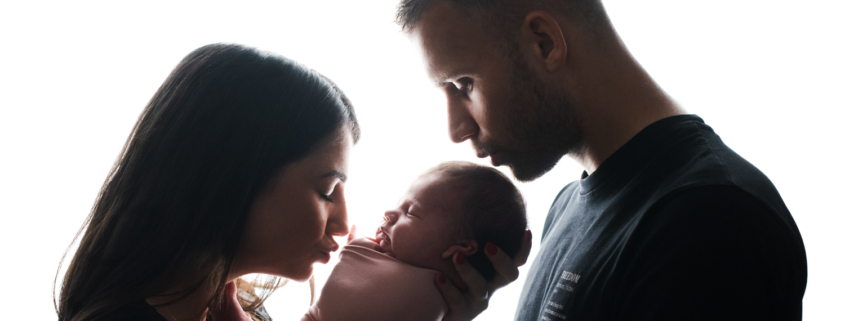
[316,241,339,264]
[317,251,331,264]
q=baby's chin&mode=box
[378,239,394,257]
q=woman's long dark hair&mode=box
[56,43,360,321]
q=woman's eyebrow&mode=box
[321,170,347,182]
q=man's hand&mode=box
[435,230,533,321]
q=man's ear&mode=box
[520,11,568,71]
[441,240,479,259]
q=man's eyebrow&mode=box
[432,68,474,87]
[321,170,347,182]
[433,76,451,87]
[432,72,464,88]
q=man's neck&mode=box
[566,37,684,174]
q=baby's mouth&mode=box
[377,226,391,246]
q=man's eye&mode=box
[453,78,473,94]
[319,193,334,203]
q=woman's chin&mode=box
[285,266,315,282]
[261,260,319,282]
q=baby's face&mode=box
[376,173,465,270]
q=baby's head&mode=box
[376,161,527,281]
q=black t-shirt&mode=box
[515,115,807,321]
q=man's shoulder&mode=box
[638,184,804,257]
[642,119,791,223]
[646,185,787,228]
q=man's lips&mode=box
[475,146,503,166]
[477,149,504,166]
[489,152,504,166]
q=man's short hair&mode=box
[396,0,609,35]
[423,161,527,280]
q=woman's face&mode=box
[235,130,352,281]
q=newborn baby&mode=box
[303,161,527,321]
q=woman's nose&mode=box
[330,222,349,237]
[328,204,349,237]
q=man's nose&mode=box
[447,98,479,143]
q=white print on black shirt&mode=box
[543,270,581,320]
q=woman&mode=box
[56,43,361,321]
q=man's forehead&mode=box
[412,1,491,84]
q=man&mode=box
[397,0,807,320]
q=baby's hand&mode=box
[344,225,378,248]
[365,225,381,248]
[346,225,357,244]
[344,225,376,249]
[345,236,382,251]
[340,226,388,253]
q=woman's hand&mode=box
[208,281,252,321]
[434,230,532,321]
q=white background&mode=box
[1,0,843,320]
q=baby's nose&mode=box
[383,211,398,225]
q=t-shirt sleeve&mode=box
[614,185,804,321]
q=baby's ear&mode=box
[441,240,479,259]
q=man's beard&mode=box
[481,51,583,182]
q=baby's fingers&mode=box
[347,225,357,243]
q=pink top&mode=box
[302,238,447,321]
